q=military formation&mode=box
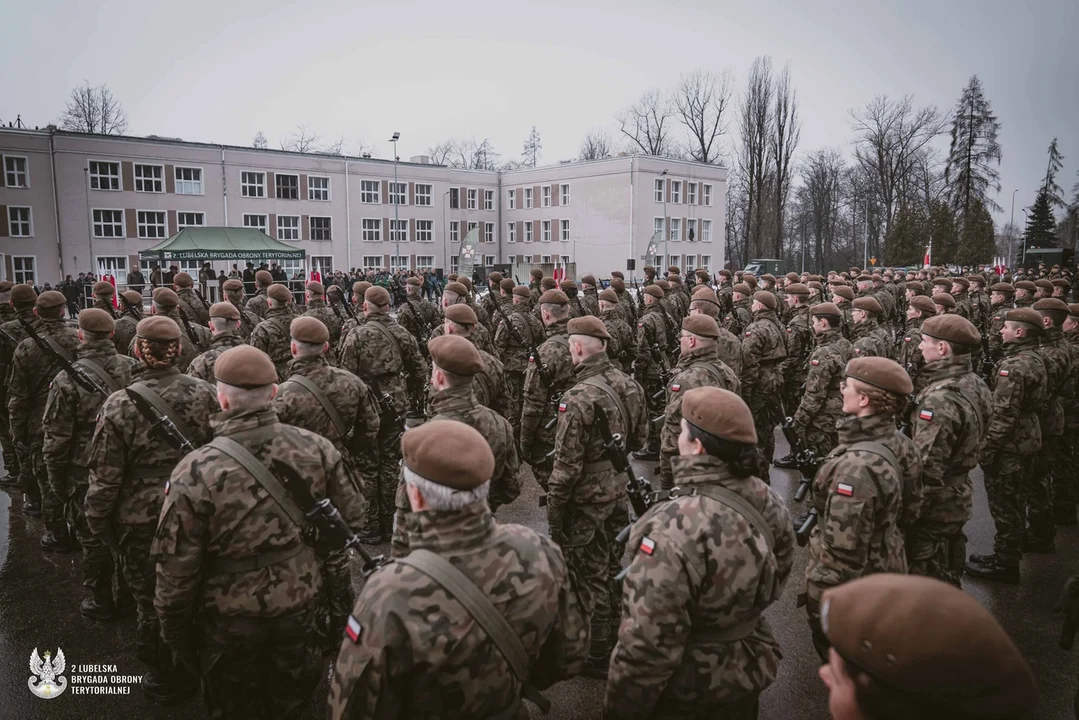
[1,259,1072,718]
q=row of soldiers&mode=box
[0,259,1056,718]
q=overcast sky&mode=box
[5,0,1077,225]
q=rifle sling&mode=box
[395,549,551,715]
[208,436,306,526]
[127,381,195,445]
[690,484,775,551]
[367,320,403,364]
[41,332,75,364]
[75,358,123,393]
[285,374,349,440]
[578,376,629,434]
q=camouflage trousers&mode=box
[1059,426,1079,511]
[198,604,322,719]
[118,522,175,673]
[31,440,66,534]
[657,450,677,492]
[562,501,615,661]
[906,522,967,588]
[1028,435,1059,545]
[504,370,525,441]
[984,452,1029,568]
[0,404,19,480]
[639,375,665,452]
[391,480,412,558]
[604,501,630,648]
[746,394,778,484]
[69,471,119,602]
[530,444,554,496]
[802,424,838,462]
[781,377,805,421]
[365,417,402,537]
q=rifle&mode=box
[368,379,403,429]
[795,509,818,547]
[332,287,357,322]
[124,387,194,453]
[633,279,645,313]
[647,343,674,400]
[494,300,562,434]
[590,404,653,545]
[0,325,20,349]
[897,392,916,437]
[18,318,112,397]
[118,292,143,321]
[778,416,820,502]
[176,306,207,352]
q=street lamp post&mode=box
[1009,188,1019,267]
[390,131,400,271]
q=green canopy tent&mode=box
[137,227,306,262]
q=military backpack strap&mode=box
[367,319,404,362]
[395,548,551,715]
[127,381,195,444]
[75,359,123,394]
[691,485,775,551]
[208,436,306,526]
[285,374,349,440]
[41,332,75,364]
[844,440,901,498]
[578,375,629,433]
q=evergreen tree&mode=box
[253,131,268,149]
[522,126,542,167]
[1040,137,1066,209]
[928,200,959,265]
[945,75,1003,229]
[955,199,996,265]
[1023,190,1058,248]
[883,203,927,266]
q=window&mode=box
[542,220,551,242]
[654,217,665,237]
[703,184,713,206]
[541,255,552,264]
[467,222,478,238]
[467,189,477,210]
[131,164,163,193]
[671,181,682,203]
[415,184,432,206]
[12,256,35,285]
[310,216,332,241]
[670,217,681,242]
[484,190,494,210]
[92,209,124,238]
[542,186,551,207]
[507,223,516,243]
[310,256,333,274]
[175,167,203,195]
[7,207,31,237]
[278,215,300,241]
[361,180,380,204]
[506,255,515,265]
[388,182,406,206]
[669,255,681,270]
[89,161,120,190]
[524,187,533,209]
[449,188,460,209]
[701,254,711,270]
[362,255,383,269]
[654,178,664,202]
[450,256,459,273]
[243,214,268,234]
[276,173,299,199]
[241,171,265,198]
[308,175,330,201]
[560,184,570,206]
[525,222,533,243]
[137,210,166,239]
[388,219,407,243]
[684,254,697,269]
[416,219,433,243]
[687,219,697,242]
[450,221,460,243]
[484,222,494,243]
[702,219,712,243]
[560,219,570,242]
[507,189,516,210]
[281,258,304,278]
[560,255,570,265]
[177,211,204,228]
[362,218,382,242]
[687,182,697,205]
[390,256,410,271]
[4,156,28,187]
[416,255,434,268]
[484,255,496,267]
[96,256,127,277]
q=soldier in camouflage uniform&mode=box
[430,281,494,353]
[219,279,259,340]
[86,315,219,703]
[0,283,34,496]
[114,289,143,353]
[0,281,13,325]
[520,290,576,490]
[871,274,897,336]
[329,421,589,719]
[658,315,740,491]
[185,302,247,383]
[689,286,742,375]
[154,345,366,717]
[606,387,795,719]
[532,277,558,322]
[479,271,505,334]
[8,291,79,537]
[906,315,992,587]
[985,282,1015,370]
[899,296,937,393]
[850,296,892,358]
[791,303,853,461]
[143,287,210,371]
[494,285,544,440]
[457,276,492,332]
[398,276,438,360]
[301,280,343,349]
[443,304,509,418]
[91,280,121,321]
[832,284,855,339]
[778,283,814,420]
[337,281,372,347]
[339,285,428,542]
[804,356,922,661]
[1030,298,1073,547]
[561,279,590,319]
[392,335,521,556]
[715,269,734,316]
[1060,303,1079,525]
[249,284,297,382]
[611,276,638,326]
[550,315,647,671]
[655,280,682,356]
[966,308,1048,584]
[1014,280,1037,308]
[741,291,787,481]
[580,274,601,317]
[632,285,669,459]
[171,271,211,326]
[41,309,137,618]
[933,292,957,316]
[722,282,754,337]
[599,288,636,373]
[528,267,544,305]
[244,269,274,320]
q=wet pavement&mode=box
[0,431,1076,718]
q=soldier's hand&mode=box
[1055,575,1079,650]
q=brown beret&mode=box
[682,314,720,339]
[718,269,732,278]
[581,274,596,285]
[406,276,422,287]
[909,296,937,315]
[78,307,115,333]
[255,270,273,286]
[488,272,503,284]
[153,287,179,307]
[655,279,671,291]
[447,274,459,282]
[643,265,656,274]
[92,280,115,295]
[1051,278,1071,288]
[567,315,610,340]
[402,419,494,490]
[353,281,372,296]
[36,290,67,309]
[538,290,569,306]
[785,272,799,282]
[136,315,181,342]
[223,279,244,292]
[121,290,143,307]
[512,285,531,299]
[1034,298,1070,314]
[610,277,626,291]
[214,345,278,388]
[429,334,483,376]
[951,277,970,289]
[0,281,12,293]
[499,278,515,293]
[753,291,777,310]
[560,280,578,292]
[458,276,473,292]
[811,302,842,319]
[643,285,664,299]
[1015,280,1037,292]
[760,273,776,283]
[932,292,956,310]
[856,273,874,282]
[1035,279,1054,291]
[921,314,980,348]
[1068,303,1079,319]
[365,286,391,307]
[852,296,883,314]
[540,277,557,290]
[732,283,752,295]
[785,283,809,296]
[209,302,240,320]
[443,303,478,327]
[267,284,293,303]
[696,269,711,280]
[833,286,855,301]
[290,316,329,344]
[598,289,618,303]
[845,356,913,395]
[10,284,38,304]
[692,287,720,306]
[530,267,544,279]
[968,273,986,284]
[682,387,757,444]
[306,281,325,295]
[327,285,342,297]
[611,271,625,280]
[173,272,194,288]
[822,574,1037,717]
[904,281,925,294]
[991,282,1015,294]
[931,278,952,288]
[444,282,468,297]
[667,265,680,274]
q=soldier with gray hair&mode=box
[186,302,247,383]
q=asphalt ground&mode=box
[0,430,1076,719]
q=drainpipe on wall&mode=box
[220,146,228,225]
[628,156,635,284]
[344,156,352,269]
[49,130,65,277]
[496,172,502,269]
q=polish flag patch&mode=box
[811,359,819,366]
[745,332,752,337]
[529,356,535,363]
[558,402,568,412]
[999,369,1009,377]
[164,480,170,495]
[904,336,911,343]
[639,536,656,555]
[919,409,934,421]
[670,384,681,392]
[345,615,363,643]
[837,483,854,496]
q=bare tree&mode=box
[60,81,129,135]
[618,88,674,156]
[674,69,733,165]
[428,140,458,166]
[579,128,613,160]
[769,62,800,257]
[253,131,268,149]
[426,138,499,169]
[736,57,775,264]
[522,126,542,167]
[281,124,321,153]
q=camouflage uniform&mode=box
[550,351,647,662]
[615,287,638,326]
[493,301,544,440]
[114,308,141,355]
[397,296,437,359]
[0,307,36,493]
[140,307,210,372]
[907,355,991,586]
[986,299,1011,368]
[473,346,510,419]
[717,282,734,317]
[85,366,218,685]
[953,290,973,321]
[519,318,575,490]
[249,305,295,382]
[153,408,366,717]
[851,317,891,358]
[431,307,494,354]
[804,412,920,660]
[658,346,740,491]
[175,287,210,326]
[245,287,270,320]
[634,305,669,454]
[582,286,601,318]
[722,298,753,337]
[1061,329,1079,517]
[898,314,928,392]
[304,296,344,348]
[1031,325,1071,546]
[740,309,786,480]
[792,328,853,460]
[602,306,637,374]
[606,454,796,719]
[338,313,428,537]
[835,298,854,340]
[779,305,814,417]
[231,301,260,341]
[328,502,589,720]
[8,317,79,533]
[185,332,246,383]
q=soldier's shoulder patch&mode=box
[164,479,170,495]
[638,323,644,328]
[786,327,792,333]
[836,482,854,497]
[345,615,363,643]
[918,408,934,421]
[811,359,820,366]
[745,331,752,337]
[670,383,681,392]
[999,369,1010,377]
[854,348,863,355]
[639,536,656,555]
[904,336,911,342]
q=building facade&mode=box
[0,127,726,285]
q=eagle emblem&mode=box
[28,647,67,699]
